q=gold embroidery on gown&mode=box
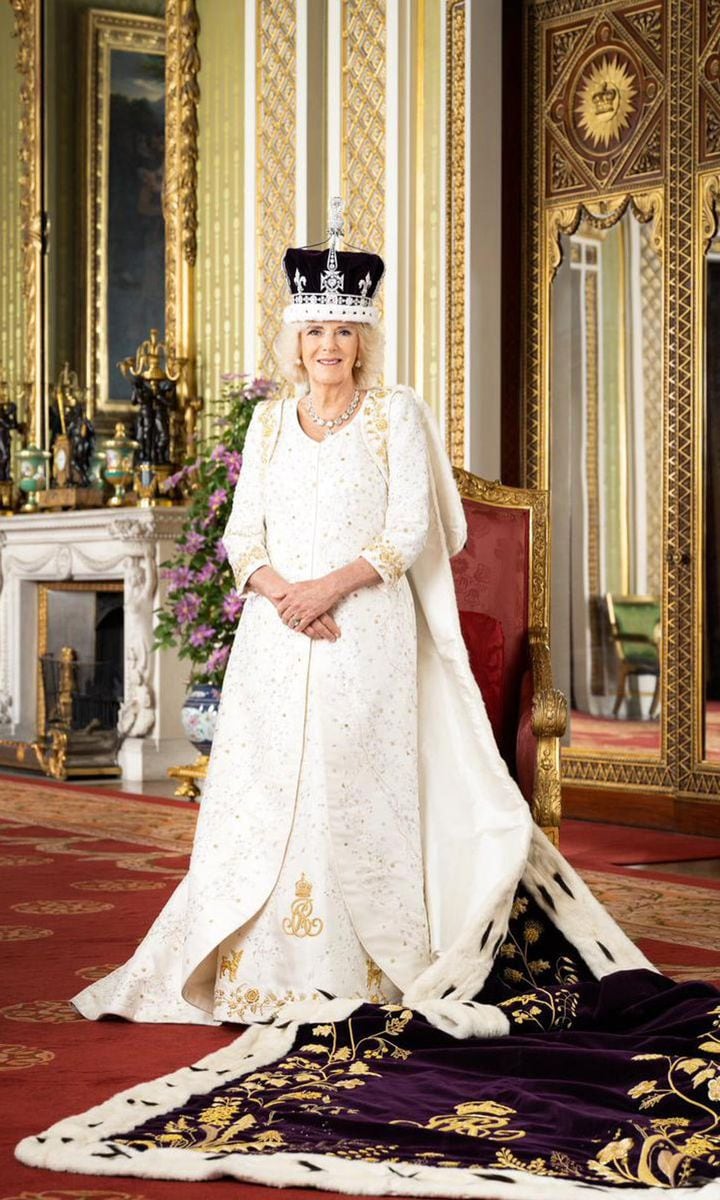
[282,873,324,938]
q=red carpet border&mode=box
[0,777,719,1198]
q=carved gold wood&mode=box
[165,0,201,459]
[694,170,720,781]
[445,0,465,468]
[453,468,566,842]
[10,0,41,447]
[256,0,296,375]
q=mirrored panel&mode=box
[550,205,664,759]
[43,0,164,435]
[703,233,720,764]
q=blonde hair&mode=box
[273,320,385,393]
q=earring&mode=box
[295,357,303,365]
[355,360,362,368]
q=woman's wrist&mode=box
[247,565,288,603]
[325,557,382,603]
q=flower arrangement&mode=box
[152,374,278,688]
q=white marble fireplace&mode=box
[0,507,192,781]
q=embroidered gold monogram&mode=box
[219,949,243,981]
[282,873,324,938]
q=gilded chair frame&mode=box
[453,468,568,844]
[9,0,200,446]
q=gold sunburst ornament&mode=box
[575,55,638,149]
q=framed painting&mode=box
[84,9,166,416]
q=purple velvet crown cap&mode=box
[281,246,385,325]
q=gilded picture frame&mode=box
[84,9,166,418]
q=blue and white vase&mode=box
[181,683,221,755]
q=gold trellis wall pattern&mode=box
[341,0,386,281]
[256,0,296,374]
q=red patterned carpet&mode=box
[1,775,719,1199]
[568,700,720,758]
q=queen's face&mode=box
[300,321,359,391]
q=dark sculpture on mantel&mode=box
[0,382,25,484]
[118,329,185,506]
[118,328,184,468]
[128,375,174,466]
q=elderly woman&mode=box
[72,207,647,1028]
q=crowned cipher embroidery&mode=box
[282,872,325,938]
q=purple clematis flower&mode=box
[207,644,230,673]
[223,590,244,622]
[189,624,215,648]
[175,593,201,625]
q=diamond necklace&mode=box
[303,388,360,435]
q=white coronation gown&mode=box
[73,385,650,1028]
[73,387,439,1024]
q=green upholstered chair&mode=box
[605,594,661,719]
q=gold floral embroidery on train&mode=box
[392,1100,526,1142]
[282,872,324,938]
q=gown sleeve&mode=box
[221,402,272,596]
[358,390,431,586]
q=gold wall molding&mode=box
[1,2,25,394]
[165,0,201,455]
[256,0,296,375]
[10,0,41,445]
[445,0,465,467]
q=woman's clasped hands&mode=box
[248,565,342,641]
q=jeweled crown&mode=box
[282,196,384,326]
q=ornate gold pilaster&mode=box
[446,0,465,467]
[256,0,296,375]
[163,0,201,459]
[10,0,41,446]
[342,0,387,274]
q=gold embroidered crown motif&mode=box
[295,873,312,899]
[592,80,618,117]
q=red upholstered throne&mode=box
[451,470,567,844]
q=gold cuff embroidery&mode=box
[231,544,268,591]
[363,536,406,585]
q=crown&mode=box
[592,79,618,117]
[282,195,385,326]
[295,873,313,899]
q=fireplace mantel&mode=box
[0,507,191,781]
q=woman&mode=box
[72,211,646,1030]
[24,210,720,1196]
